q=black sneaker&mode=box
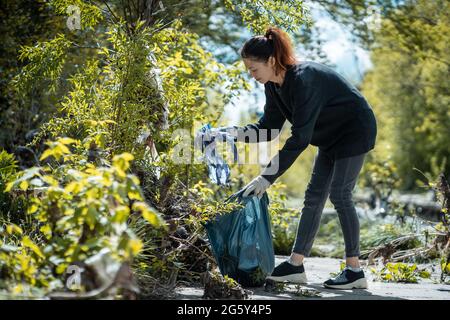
[323,268,368,289]
[266,261,307,284]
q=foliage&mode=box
[361,0,450,190]
[359,157,400,203]
[0,151,18,213]
[414,171,450,282]
[361,223,419,251]
[224,0,310,34]
[370,262,431,283]
[203,270,248,299]
[0,150,29,226]
[440,258,450,284]
[0,138,163,296]
[18,18,252,194]
[14,34,72,94]
[293,285,322,298]
[186,180,244,228]
[0,0,67,151]
[49,0,104,29]
[268,182,299,255]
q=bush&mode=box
[0,138,164,297]
[268,183,299,255]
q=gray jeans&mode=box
[292,150,366,258]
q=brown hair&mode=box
[240,27,297,75]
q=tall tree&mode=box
[361,0,450,189]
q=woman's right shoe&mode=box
[266,261,307,284]
[323,267,368,289]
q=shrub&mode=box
[0,138,163,296]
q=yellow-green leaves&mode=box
[14,34,72,94]
[22,236,45,260]
[440,258,450,282]
[4,167,41,193]
[361,0,450,190]
[132,202,164,228]
[127,239,143,256]
[64,181,82,194]
[6,224,23,236]
[370,262,431,283]
[40,137,78,162]
[40,224,52,240]
[49,0,104,30]
[112,153,134,174]
[85,204,98,230]
[27,204,39,215]
[223,0,310,34]
[19,180,29,191]
[112,205,130,224]
[3,137,165,293]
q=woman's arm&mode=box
[221,86,286,143]
[261,78,326,184]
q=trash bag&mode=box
[198,124,238,186]
[204,190,275,287]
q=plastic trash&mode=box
[204,189,275,287]
[198,124,238,186]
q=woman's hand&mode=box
[241,175,271,199]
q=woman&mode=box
[208,27,377,289]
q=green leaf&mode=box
[22,236,45,259]
[112,153,134,172]
[112,205,130,224]
[133,202,162,227]
[128,239,143,256]
[40,149,54,161]
[56,263,68,275]
[58,137,78,145]
[27,204,39,214]
[4,181,14,193]
[86,205,98,230]
[127,190,142,201]
[6,224,23,235]
[40,224,52,239]
[19,180,29,191]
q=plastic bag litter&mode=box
[204,189,275,287]
[197,124,238,186]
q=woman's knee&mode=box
[303,186,328,207]
[329,189,353,208]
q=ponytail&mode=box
[240,27,297,75]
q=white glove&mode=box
[242,175,271,199]
[215,126,239,139]
[195,126,240,150]
[194,131,206,151]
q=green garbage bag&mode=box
[204,190,275,287]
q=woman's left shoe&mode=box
[323,268,368,289]
[266,260,307,284]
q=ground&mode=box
[175,256,450,300]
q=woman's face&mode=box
[243,57,275,84]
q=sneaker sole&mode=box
[266,273,307,284]
[323,277,368,290]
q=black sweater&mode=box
[237,61,377,184]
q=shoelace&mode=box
[332,268,350,282]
